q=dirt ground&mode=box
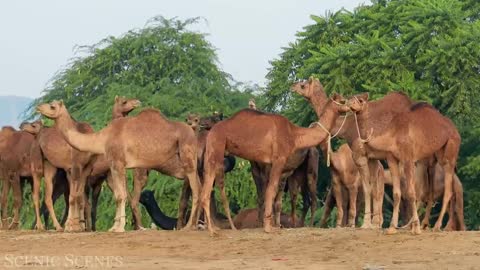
[0,228,478,270]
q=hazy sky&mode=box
[0,0,367,98]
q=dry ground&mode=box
[0,228,478,269]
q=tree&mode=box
[264,0,480,229]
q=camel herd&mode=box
[0,78,465,235]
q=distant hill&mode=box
[0,96,34,128]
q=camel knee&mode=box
[392,190,401,205]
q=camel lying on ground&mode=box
[348,94,461,234]
[37,100,201,232]
[200,78,351,234]
[139,190,299,229]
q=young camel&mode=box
[349,95,461,234]
[248,98,319,228]
[37,101,201,232]
[200,79,351,234]
[0,126,38,229]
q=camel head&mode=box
[248,98,257,110]
[330,93,351,114]
[347,93,369,113]
[186,113,201,130]
[291,77,328,102]
[36,100,67,120]
[200,111,223,130]
[114,96,141,116]
[20,120,43,135]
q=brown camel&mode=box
[200,78,351,234]
[0,126,38,229]
[348,94,461,234]
[37,100,201,232]
[22,114,95,231]
[247,98,319,228]
[383,160,465,231]
[292,80,416,229]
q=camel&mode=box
[37,100,201,232]
[383,160,465,231]
[348,94,461,234]
[200,78,351,234]
[25,96,144,231]
[139,190,300,229]
[292,81,416,230]
[0,126,38,229]
[248,98,319,228]
[181,112,236,229]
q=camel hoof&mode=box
[432,226,442,232]
[384,227,397,235]
[361,223,374,229]
[208,230,219,237]
[35,223,45,231]
[411,225,422,235]
[136,226,147,231]
[108,227,125,233]
[264,224,281,233]
[55,227,64,232]
[8,222,19,230]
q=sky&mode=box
[0,0,367,98]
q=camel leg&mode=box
[1,178,10,229]
[288,179,298,228]
[371,162,384,228]
[177,180,191,229]
[76,170,89,231]
[307,168,317,227]
[347,185,358,228]
[183,172,201,230]
[453,176,466,231]
[263,158,286,233]
[251,162,265,226]
[60,180,70,227]
[421,198,433,229]
[404,161,421,235]
[90,181,102,231]
[109,163,127,233]
[332,173,344,228]
[31,171,44,230]
[44,162,63,231]
[9,176,22,230]
[319,188,334,228]
[216,173,236,230]
[84,189,92,231]
[385,156,401,235]
[64,170,82,232]
[131,168,148,230]
[353,146,373,229]
[273,178,286,227]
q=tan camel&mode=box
[200,78,351,233]
[293,81,415,229]
[22,115,95,231]
[0,126,38,229]
[24,96,144,231]
[247,98,318,228]
[37,100,201,232]
[348,95,461,234]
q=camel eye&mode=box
[300,85,305,89]
[50,105,55,110]
[194,119,199,122]
[122,101,127,105]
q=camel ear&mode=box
[356,92,369,102]
[308,76,314,83]
[58,100,64,106]
[331,92,343,102]
[115,95,119,102]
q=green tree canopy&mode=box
[30,16,256,129]
[264,0,480,228]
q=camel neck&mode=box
[112,109,126,119]
[55,112,77,136]
[310,92,329,119]
[354,105,371,139]
[294,101,339,149]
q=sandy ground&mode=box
[0,228,478,269]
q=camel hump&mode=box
[1,126,16,132]
[410,102,436,111]
[76,122,94,133]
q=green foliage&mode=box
[265,0,480,229]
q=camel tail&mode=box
[139,190,177,230]
[64,127,107,154]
